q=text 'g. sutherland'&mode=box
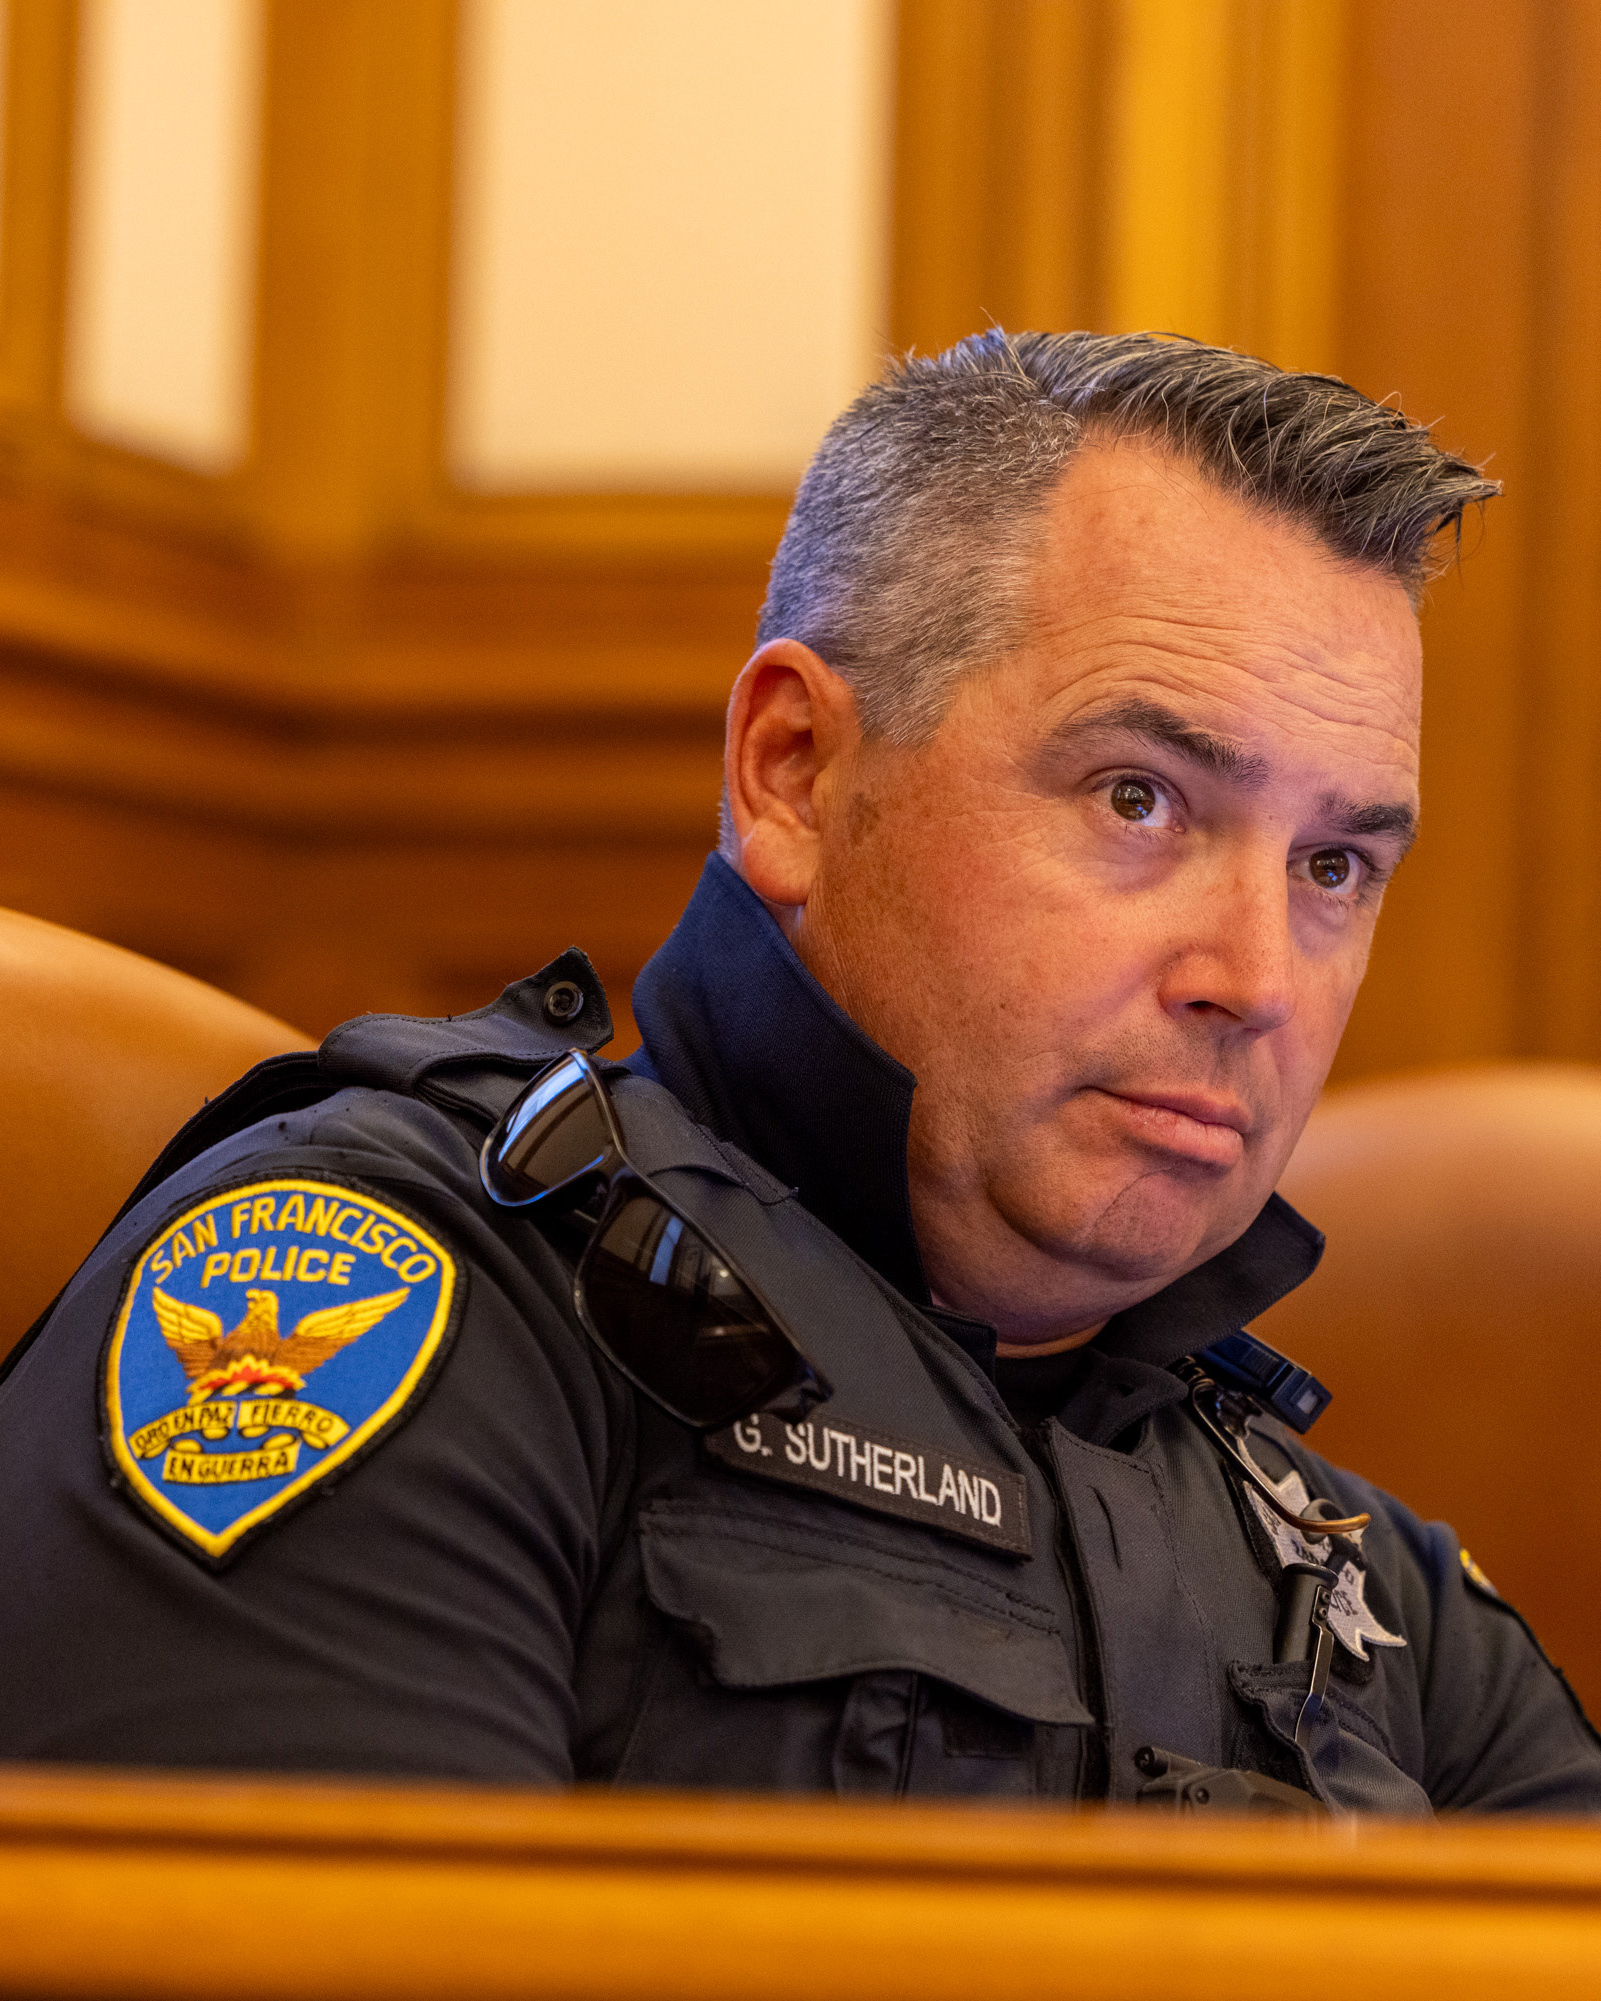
[704,1411,1030,1556]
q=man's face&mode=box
[792,439,1422,1343]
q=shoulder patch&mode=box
[101,1177,460,1564]
[1460,1546,1500,1599]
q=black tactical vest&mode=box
[13,948,1455,1811]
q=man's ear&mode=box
[723,640,860,909]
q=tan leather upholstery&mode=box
[0,909,313,1359]
[1256,1064,1601,1714]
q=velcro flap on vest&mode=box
[318,949,612,1095]
[638,1501,1092,1725]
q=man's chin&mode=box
[1013,1172,1253,1293]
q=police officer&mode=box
[3,331,1597,1813]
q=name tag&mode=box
[705,1412,1031,1556]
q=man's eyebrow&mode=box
[1047,697,1418,852]
[1045,697,1269,784]
[1316,793,1418,852]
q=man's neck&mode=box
[993,1324,1106,1359]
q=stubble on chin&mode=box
[920,1099,1272,1330]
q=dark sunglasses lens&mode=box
[482,1055,612,1206]
[580,1190,803,1427]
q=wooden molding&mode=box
[890,0,1348,365]
[0,0,75,422]
[1098,0,1350,363]
[0,482,771,723]
[0,656,726,841]
[0,471,739,1040]
[891,0,1103,350]
[3,1764,1601,1999]
[1517,0,1601,1059]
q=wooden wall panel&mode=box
[891,0,1104,349]
[1520,2,1601,1062]
[1328,1,1540,1080]
[0,0,74,420]
[890,0,1601,1085]
[0,762,709,1053]
[0,0,1595,1081]
[1329,0,1601,1082]
[0,2,771,1049]
[246,0,454,559]
[0,510,742,1048]
[0,510,742,1049]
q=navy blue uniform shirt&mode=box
[2,857,1597,1811]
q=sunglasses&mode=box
[479,1049,830,1430]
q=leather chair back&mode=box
[0,909,312,1359]
[1257,1064,1601,1715]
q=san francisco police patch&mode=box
[102,1178,460,1564]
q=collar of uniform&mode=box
[629,854,930,1301]
[1097,1194,1324,1370]
[629,854,1324,1352]
[1020,1347,1190,1450]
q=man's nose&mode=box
[1158,860,1298,1036]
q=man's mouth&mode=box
[1090,1087,1251,1169]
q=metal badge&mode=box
[1238,1439,1406,1663]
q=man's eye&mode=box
[1109,778,1161,823]
[1307,848,1357,893]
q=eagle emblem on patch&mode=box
[102,1178,459,1563]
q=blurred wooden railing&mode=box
[3,1765,1601,1999]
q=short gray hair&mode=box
[756,329,1499,746]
